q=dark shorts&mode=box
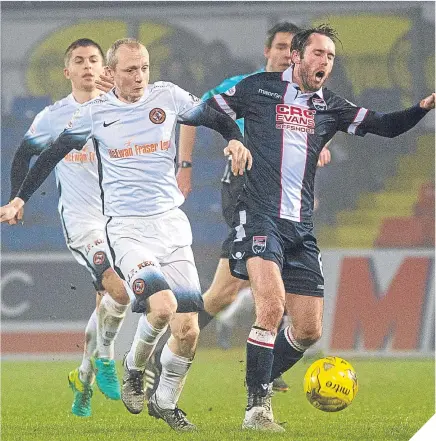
[220,174,245,258]
[228,201,324,297]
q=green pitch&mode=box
[1,349,434,441]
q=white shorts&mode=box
[106,208,203,313]
[67,228,111,291]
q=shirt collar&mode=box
[282,65,324,100]
[108,87,150,104]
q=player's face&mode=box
[64,46,104,92]
[111,46,150,103]
[291,33,335,92]
[264,32,293,72]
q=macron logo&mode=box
[258,88,282,99]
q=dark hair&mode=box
[290,24,341,57]
[64,38,105,67]
[265,22,302,48]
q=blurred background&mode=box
[1,1,434,359]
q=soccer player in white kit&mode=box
[7,39,132,417]
[2,38,252,431]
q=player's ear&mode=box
[291,49,301,65]
[63,67,70,80]
[263,46,270,59]
[105,65,115,78]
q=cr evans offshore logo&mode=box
[275,104,316,134]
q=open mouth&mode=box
[315,71,325,80]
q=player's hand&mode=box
[7,206,24,225]
[95,69,114,93]
[317,146,331,167]
[420,93,436,110]
[224,140,253,176]
[0,198,25,224]
[176,167,193,198]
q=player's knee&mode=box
[293,323,323,347]
[149,290,178,326]
[173,322,199,348]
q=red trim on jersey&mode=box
[279,83,290,218]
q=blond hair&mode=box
[106,38,146,69]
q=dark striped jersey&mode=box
[206,66,429,222]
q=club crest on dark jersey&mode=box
[252,236,267,254]
[149,108,166,124]
[312,97,327,111]
[133,279,146,295]
[93,251,106,266]
[224,86,236,96]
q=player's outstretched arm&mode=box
[360,92,435,138]
[176,125,196,198]
[8,141,42,225]
[5,138,76,221]
[420,92,436,110]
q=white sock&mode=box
[154,344,192,410]
[127,314,168,371]
[218,287,254,328]
[96,294,129,359]
[79,309,97,384]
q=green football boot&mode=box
[92,357,121,400]
[68,368,94,417]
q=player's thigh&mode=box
[282,221,325,298]
[205,258,247,302]
[67,229,111,292]
[229,201,285,283]
[160,245,203,313]
[105,221,171,304]
[282,222,324,339]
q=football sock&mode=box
[246,326,276,397]
[270,326,309,382]
[96,294,128,359]
[79,309,97,384]
[126,314,168,371]
[153,344,193,409]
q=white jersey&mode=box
[61,82,204,217]
[22,94,106,238]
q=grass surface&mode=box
[1,349,434,441]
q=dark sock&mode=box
[246,327,275,397]
[198,310,214,329]
[270,326,305,381]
